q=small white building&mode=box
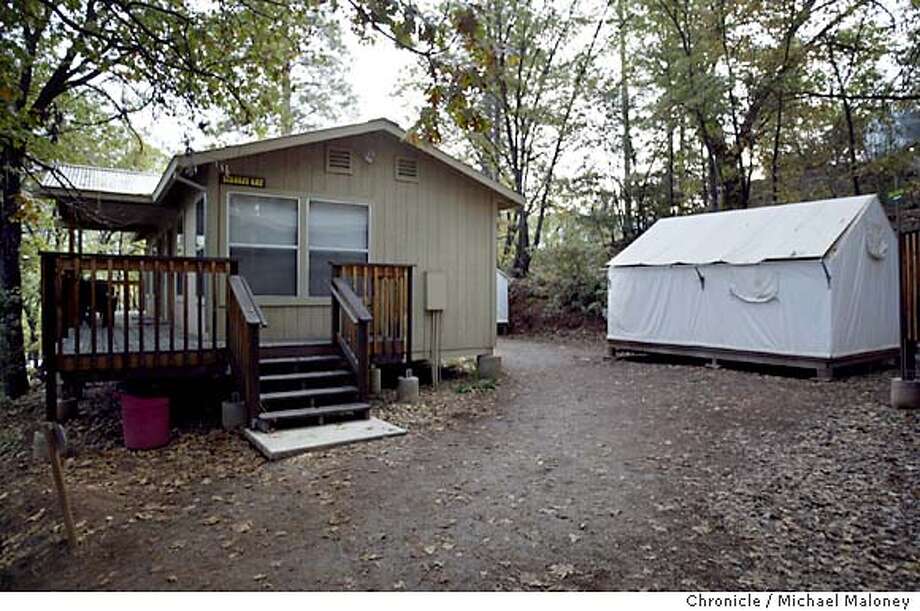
[606,194,899,377]
[497,269,510,332]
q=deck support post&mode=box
[891,377,920,409]
[45,372,58,422]
[41,253,58,421]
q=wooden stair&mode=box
[255,342,370,430]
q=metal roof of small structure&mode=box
[38,164,160,197]
[609,194,879,267]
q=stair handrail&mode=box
[229,275,269,327]
[330,277,371,399]
[331,262,413,364]
[227,273,268,422]
[331,277,372,323]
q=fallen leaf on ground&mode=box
[549,563,575,580]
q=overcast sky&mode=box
[138,22,420,157]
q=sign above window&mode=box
[221,173,265,188]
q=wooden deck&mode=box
[55,313,227,374]
[60,314,217,356]
[41,252,255,419]
[41,253,414,422]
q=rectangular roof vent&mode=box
[395,156,419,183]
[326,147,353,175]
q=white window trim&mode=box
[307,198,371,298]
[228,242,298,251]
[226,190,301,297]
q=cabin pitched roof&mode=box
[38,119,524,209]
[609,194,879,267]
[155,118,523,208]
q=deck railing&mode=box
[332,263,413,365]
[40,252,247,419]
[227,275,268,420]
[41,252,235,365]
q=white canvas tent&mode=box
[606,194,899,376]
[497,269,510,327]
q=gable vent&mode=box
[395,157,419,183]
[326,147,353,175]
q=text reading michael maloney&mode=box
[686,593,913,609]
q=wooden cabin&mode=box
[37,118,523,430]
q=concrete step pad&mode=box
[244,417,406,460]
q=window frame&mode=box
[307,198,371,298]
[226,190,301,298]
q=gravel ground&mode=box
[1,336,917,590]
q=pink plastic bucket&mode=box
[120,393,170,450]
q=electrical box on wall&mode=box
[425,271,446,311]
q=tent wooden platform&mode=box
[607,339,898,379]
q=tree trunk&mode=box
[618,0,634,239]
[771,95,784,204]
[721,171,746,210]
[706,149,720,211]
[279,60,294,136]
[710,144,747,210]
[0,143,30,399]
[700,142,709,209]
[503,210,518,260]
[841,97,861,195]
[667,124,675,210]
[827,45,861,196]
[512,211,530,278]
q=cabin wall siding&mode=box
[203,132,497,359]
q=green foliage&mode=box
[207,7,356,139]
[455,377,496,394]
[399,0,607,274]
[528,211,609,318]
[0,0,488,398]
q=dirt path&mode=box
[5,337,918,590]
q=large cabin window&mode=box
[308,201,368,297]
[229,193,298,296]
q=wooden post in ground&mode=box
[43,423,77,550]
